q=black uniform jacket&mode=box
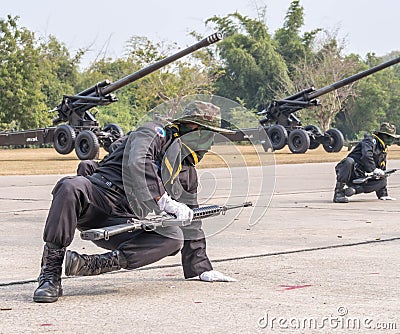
[96,121,213,277]
[348,135,387,174]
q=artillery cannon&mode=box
[253,56,400,153]
[0,32,222,160]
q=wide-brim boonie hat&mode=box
[374,122,400,138]
[172,100,235,135]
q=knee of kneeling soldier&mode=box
[164,227,184,251]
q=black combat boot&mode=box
[65,250,128,276]
[33,244,66,303]
[333,182,348,203]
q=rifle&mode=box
[352,168,398,184]
[80,202,252,241]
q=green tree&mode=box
[0,16,83,130]
[341,79,389,138]
[206,11,293,110]
[380,52,400,132]
[274,0,320,76]
[39,35,83,109]
[0,15,47,130]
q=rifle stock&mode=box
[80,202,252,241]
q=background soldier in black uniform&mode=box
[333,122,399,203]
[33,100,237,303]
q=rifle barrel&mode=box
[193,202,253,219]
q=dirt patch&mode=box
[1,145,399,175]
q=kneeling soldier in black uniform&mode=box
[333,122,399,203]
[33,101,237,303]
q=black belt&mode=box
[88,173,124,194]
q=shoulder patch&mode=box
[155,126,166,138]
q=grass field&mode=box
[1,144,400,176]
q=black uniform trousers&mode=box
[43,176,183,270]
[335,157,388,198]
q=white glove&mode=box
[373,168,385,176]
[380,196,396,201]
[157,193,194,221]
[199,270,237,282]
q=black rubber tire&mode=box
[304,125,322,150]
[53,125,76,155]
[75,130,100,160]
[323,128,344,153]
[288,129,310,154]
[267,124,288,151]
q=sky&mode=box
[1,0,399,68]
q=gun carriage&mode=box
[221,56,400,153]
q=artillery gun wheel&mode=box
[53,124,76,154]
[323,128,344,153]
[304,125,322,150]
[75,130,100,160]
[288,129,310,154]
[103,123,124,152]
[267,124,288,151]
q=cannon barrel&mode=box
[259,55,400,120]
[102,32,223,95]
[307,56,400,100]
[55,32,223,122]
[44,32,223,159]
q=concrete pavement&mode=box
[0,161,399,333]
